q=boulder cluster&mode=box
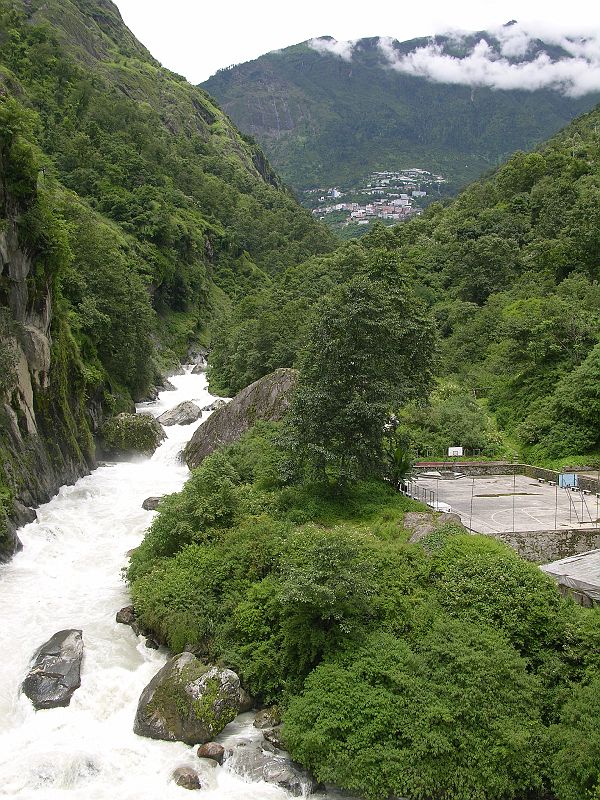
[133,652,318,794]
[21,621,319,794]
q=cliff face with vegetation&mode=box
[0,0,334,554]
[202,34,600,193]
[0,101,94,559]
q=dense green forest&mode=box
[210,105,600,466]
[0,0,334,401]
[202,34,599,193]
[0,0,333,552]
[130,423,600,800]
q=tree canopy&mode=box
[284,248,434,484]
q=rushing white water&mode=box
[0,369,290,800]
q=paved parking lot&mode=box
[410,473,600,534]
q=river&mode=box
[0,368,292,800]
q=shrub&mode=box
[128,451,243,579]
[550,677,600,800]
[429,534,565,662]
[284,622,547,800]
[101,412,164,455]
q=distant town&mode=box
[302,169,447,235]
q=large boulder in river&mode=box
[188,344,208,367]
[157,401,202,427]
[172,766,203,790]
[263,725,287,750]
[197,742,225,764]
[0,500,35,563]
[201,398,228,413]
[142,496,164,511]
[184,368,298,468]
[254,706,281,729]
[22,629,84,709]
[134,653,240,745]
[101,413,165,457]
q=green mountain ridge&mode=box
[201,33,600,193]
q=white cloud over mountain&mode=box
[308,37,355,61]
[378,23,600,96]
[308,24,600,97]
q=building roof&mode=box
[541,549,600,601]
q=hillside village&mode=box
[303,168,447,234]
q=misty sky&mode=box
[115,0,600,85]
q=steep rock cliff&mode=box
[0,114,94,561]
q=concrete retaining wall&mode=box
[490,528,600,564]
[413,462,600,563]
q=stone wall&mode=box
[491,528,600,564]
[413,462,600,564]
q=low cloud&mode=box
[377,24,600,97]
[308,37,355,62]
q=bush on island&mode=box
[102,413,165,456]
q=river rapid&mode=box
[0,369,291,800]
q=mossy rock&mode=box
[133,653,241,745]
[0,505,22,564]
[253,705,282,729]
[185,368,298,468]
[102,412,165,456]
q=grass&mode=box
[273,480,429,546]
[539,453,600,472]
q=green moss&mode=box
[145,660,216,738]
[190,675,236,735]
[147,674,190,734]
[33,315,95,467]
[0,509,13,557]
[0,445,17,558]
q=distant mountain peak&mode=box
[202,26,600,194]
[301,27,600,99]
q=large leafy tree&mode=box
[519,341,600,459]
[285,248,434,484]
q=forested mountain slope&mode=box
[201,33,600,194]
[210,102,600,465]
[0,0,334,557]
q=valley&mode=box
[1,3,600,800]
[202,33,600,195]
